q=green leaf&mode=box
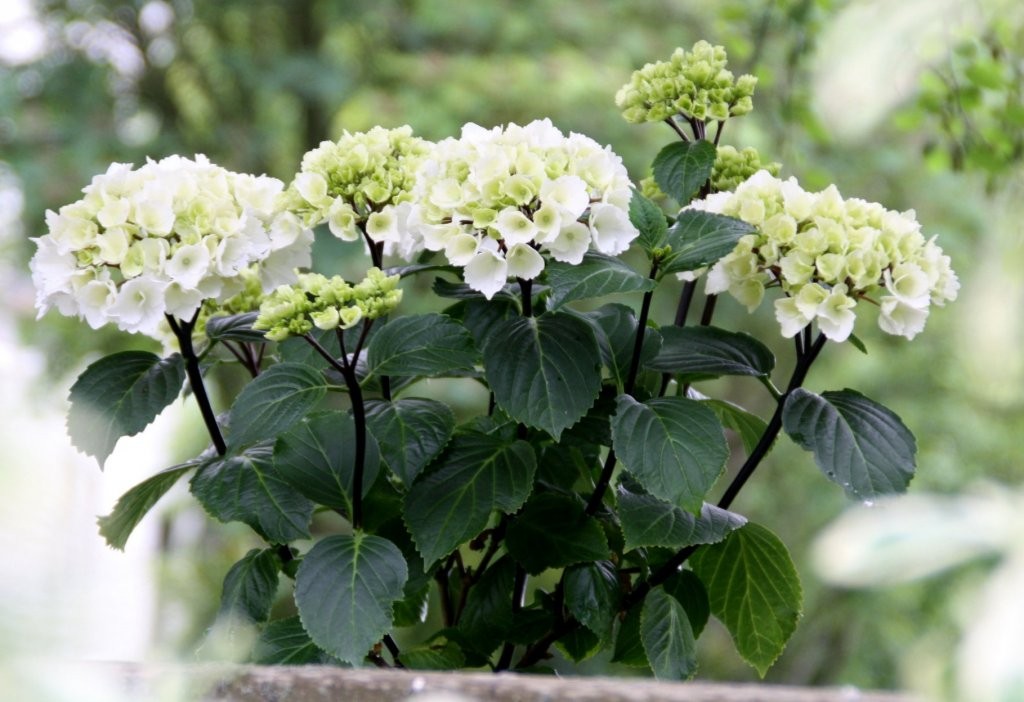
[660,211,755,276]
[67,351,185,467]
[702,399,768,457]
[664,570,710,638]
[690,522,802,677]
[294,533,408,664]
[432,277,517,302]
[365,399,455,487]
[564,560,620,638]
[457,556,516,656]
[782,388,917,498]
[205,312,266,343]
[227,363,326,449]
[647,326,774,379]
[545,252,656,309]
[611,604,647,667]
[274,411,380,512]
[217,548,280,625]
[629,190,669,252]
[652,140,716,205]
[641,587,698,680]
[611,395,729,513]
[191,443,314,543]
[556,626,602,663]
[444,297,519,350]
[97,460,199,550]
[404,432,536,565]
[505,493,609,574]
[618,490,747,552]
[382,262,458,279]
[400,641,466,670]
[482,312,602,440]
[585,304,662,391]
[366,313,479,377]
[251,616,338,665]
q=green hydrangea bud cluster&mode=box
[615,41,757,124]
[253,268,402,342]
[711,146,781,193]
[285,126,433,260]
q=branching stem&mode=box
[168,313,226,456]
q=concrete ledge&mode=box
[68,663,925,702]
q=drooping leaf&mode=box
[652,140,717,205]
[690,522,803,677]
[217,548,280,625]
[641,587,698,680]
[294,533,408,664]
[545,252,655,309]
[205,312,266,344]
[505,493,609,574]
[648,326,774,379]
[663,570,710,638]
[782,388,916,498]
[585,304,662,392]
[400,640,466,670]
[366,313,479,377]
[618,490,747,552]
[365,399,455,487]
[611,395,729,513]
[629,190,669,252]
[227,363,326,449]
[660,210,755,277]
[482,312,602,440]
[274,410,380,512]
[97,460,200,550]
[67,351,186,467]
[404,432,536,565]
[251,616,339,665]
[701,398,768,457]
[564,560,620,638]
[191,443,313,543]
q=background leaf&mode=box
[365,398,455,487]
[611,395,729,513]
[701,398,769,457]
[483,312,602,439]
[782,388,917,498]
[545,252,655,309]
[251,616,339,665]
[585,304,662,392]
[641,587,698,680]
[227,363,326,449]
[367,313,479,377]
[505,493,609,574]
[690,522,803,677]
[652,139,717,204]
[663,570,711,638]
[660,211,756,276]
[97,460,200,550]
[294,533,408,664]
[67,351,185,467]
[618,489,747,551]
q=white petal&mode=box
[463,250,508,299]
[505,244,545,280]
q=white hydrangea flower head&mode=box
[407,118,639,298]
[285,125,433,260]
[691,170,958,341]
[30,155,313,336]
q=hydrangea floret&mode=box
[615,40,757,124]
[284,125,432,262]
[711,145,781,192]
[253,267,402,342]
[29,155,313,336]
[692,170,959,341]
[407,118,639,298]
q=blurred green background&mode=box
[2,0,1022,695]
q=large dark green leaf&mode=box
[294,533,408,664]
[618,490,747,552]
[227,363,326,449]
[664,570,710,638]
[629,190,669,252]
[205,312,265,343]
[97,460,200,550]
[67,351,185,467]
[648,326,774,378]
[482,312,602,440]
[444,297,519,350]
[564,560,620,638]
[366,313,479,377]
[545,253,655,309]
[585,304,662,392]
[611,395,729,513]
[660,211,755,276]
[365,399,455,487]
[505,493,609,574]
[251,616,338,665]
[191,443,313,543]
[652,140,716,205]
[641,587,698,680]
[690,522,802,677]
[782,389,917,498]
[274,411,380,512]
[404,432,536,565]
[217,548,280,625]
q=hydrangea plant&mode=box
[32,42,957,679]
